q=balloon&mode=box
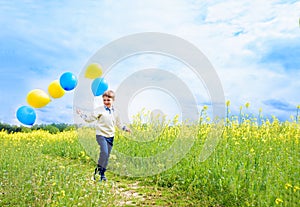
[91,78,108,96]
[16,106,36,125]
[85,63,103,79]
[27,89,51,108]
[59,72,78,91]
[48,80,65,98]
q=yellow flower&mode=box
[285,183,292,189]
[245,102,250,108]
[294,185,300,192]
[297,105,300,109]
[275,198,283,205]
[110,154,117,160]
[226,100,231,107]
[60,190,65,197]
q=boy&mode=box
[77,90,130,181]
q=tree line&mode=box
[0,122,76,134]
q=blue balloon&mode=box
[59,72,78,91]
[16,106,36,125]
[91,78,108,96]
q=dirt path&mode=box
[98,176,178,207]
[113,182,146,206]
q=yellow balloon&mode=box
[27,89,51,108]
[84,63,103,79]
[48,80,65,98]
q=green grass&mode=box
[0,130,194,206]
[1,114,299,206]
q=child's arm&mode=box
[76,109,98,123]
[115,111,131,133]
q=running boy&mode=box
[76,90,130,181]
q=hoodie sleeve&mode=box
[79,109,102,123]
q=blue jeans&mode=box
[96,135,114,168]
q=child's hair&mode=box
[102,90,115,100]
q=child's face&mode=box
[103,96,113,108]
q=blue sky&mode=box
[0,0,299,125]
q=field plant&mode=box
[0,130,124,206]
[114,104,299,206]
[1,102,299,206]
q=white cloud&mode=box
[1,0,300,124]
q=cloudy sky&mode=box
[0,0,299,125]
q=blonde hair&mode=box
[102,90,115,100]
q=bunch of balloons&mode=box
[84,63,109,96]
[16,63,109,126]
[16,72,78,126]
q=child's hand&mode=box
[122,126,131,133]
[76,109,81,115]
